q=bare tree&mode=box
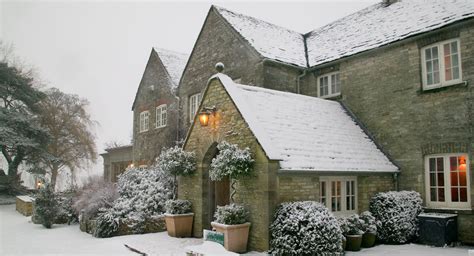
[37,88,97,190]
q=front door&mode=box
[209,177,230,224]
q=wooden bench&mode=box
[16,195,35,216]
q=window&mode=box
[318,72,341,98]
[320,177,357,215]
[189,93,201,123]
[155,104,167,128]
[425,154,470,209]
[139,111,149,132]
[421,39,462,90]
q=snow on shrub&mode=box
[55,190,79,224]
[165,199,192,214]
[157,146,196,177]
[344,214,364,235]
[369,191,422,244]
[270,201,343,255]
[209,141,253,181]
[72,176,118,219]
[213,204,249,225]
[35,183,58,229]
[93,166,173,237]
[360,211,378,234]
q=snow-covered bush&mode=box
[270,201,343,255]
[35,184,58,229]
[72,176,118,219]
[345,214,364,235]
[209,141,253,181]
[360,211,378,234]
[94,166,173,237]
[213,204,249,225]
[165,199,192,214]
[369,191,422,244]
[55,190,79,224]
[157,146,196,177]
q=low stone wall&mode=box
[16,195,34,216]
[80,215,166,237]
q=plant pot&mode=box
[362,232,376,248]
[342,237,347,251]
[211,221,251,253]
[345,234,363,251]
[164,213,194,237]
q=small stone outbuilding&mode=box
[179,72,399,251]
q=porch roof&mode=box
[212,73,399,173]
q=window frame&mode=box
[317,71,341,99]
[139,110,150,133]
[421,38,462,90]
[319,176,357,216]
[189,93,201,123]
[155,104,167,129]
[424,153,471,209]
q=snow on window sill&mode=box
[421,80,467,93]
[423,207,473,215]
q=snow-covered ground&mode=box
[1,204,473,256]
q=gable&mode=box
[209,73,399,173]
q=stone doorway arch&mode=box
[201,142,230,229]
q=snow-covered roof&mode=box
[214,6,307,68]
[153,48,189,87]
[211,73,399,173]
[306,0,474,67]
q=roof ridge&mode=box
[153,47,189,57]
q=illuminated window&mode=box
[320,177,357,215]
[421,39,462,90]
[425,154,470,209]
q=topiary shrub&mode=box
[344,214,364,235]
[213,204,249,225]
[360,211,378,234]
[34,184,58,229]
[209,141,253,181]
[270,201,343,255]
[369,191,422,244]
[165,199,192,214]
[157,146,196,199]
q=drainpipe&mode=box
[296,69,307,94]
[393,172,399,191]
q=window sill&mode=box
[320,94,342,100]
[155,126,166,129]
[420,80,468,94]
[423,207,473,215]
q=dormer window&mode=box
[139,111,149,133]
[317,72,341,98]
[421,39,462,90]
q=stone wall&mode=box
[180,78,278,251]
[132,49,179,165]
[301,20,474,243]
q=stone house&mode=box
[131,47,189,165]
[126,0,474,251]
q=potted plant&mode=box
[343,214,364,251]
[211,204,250,253]
[360,211,378,248]
[164,199,194,237]
[209,141,254,253]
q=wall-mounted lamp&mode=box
[36,180,43,189]
[198,106,217,127]
[459,156,467,172]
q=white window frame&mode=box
[319,176,357,216]
[317,71,341,98]
[155,104,167,128]
[424,153,471,209]
[421,39,462,90]
[139,110,149,133]
[189,93,201,123]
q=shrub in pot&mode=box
[157,146,196,199]
[211,204,250,253]
[360,211,378,248]
[164,199,194,237]
[343,214,364,251]
[271,201,344,255]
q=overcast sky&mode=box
[1,0,379,175]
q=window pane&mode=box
[453,67,460,80]
[451,188,459,202]
[433,59,439,71]
[430,173,436,186]
[429,158,436,172]
[451,172,459,186]
[460,188,467,202]
[459,171,467,186]
[432,47,438,59]
[433,71,440,84]
[425,48,432,60]
[430,188,437,201]
[438,188,445,202]
[437,173,444,186]
[450,157,457,171]
[451,41,458,53]
[437,158,444,172]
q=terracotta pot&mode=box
[211,221,251,253]
[164,213,194,237]
[345,234,363,251]
[362,232,376,248]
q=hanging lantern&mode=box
[198,107,216,127]
[459,156,467,171]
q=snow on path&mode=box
[346,243,474,256]
[0,205,201,256]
